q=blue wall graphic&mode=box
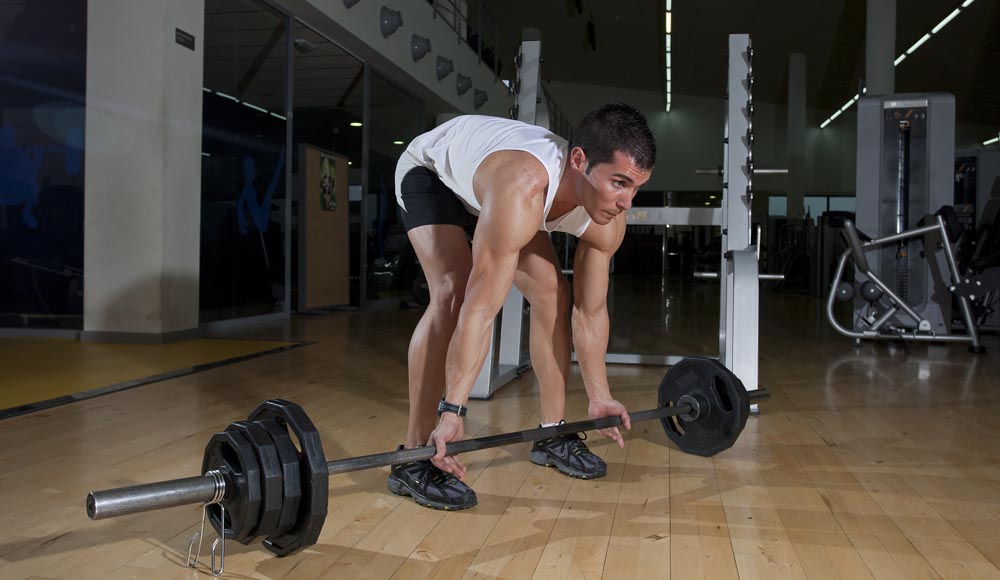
[236,145,285,235]
[0,123,82,229]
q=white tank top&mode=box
[394,115,592,236]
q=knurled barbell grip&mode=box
[327,388,770,475]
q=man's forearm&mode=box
[443,304,498,406]
[571,306,613,401]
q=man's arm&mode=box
[572,214,632,444]
[429,151,547,475]
[443,152,547,406]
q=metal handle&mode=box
[842,219,871,273]
[695,271,783,281]
[695,167,788,176]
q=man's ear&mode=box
[569,146,588,172]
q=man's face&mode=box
[572,148,652,225]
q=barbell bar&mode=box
[87,388,767,521]
[86,357,770,564]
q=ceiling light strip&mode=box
[820,0,972,128]
[664,2,672,112]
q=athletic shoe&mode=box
[387,446,478,510]
[529,429,607,479]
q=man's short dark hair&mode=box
[570,103,656,172]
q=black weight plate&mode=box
[657,358,750,457]
[201,430,262,543]
[226,421,284,541]
[248,399,328,557]
[257,419,302,537]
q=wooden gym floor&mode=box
[2,279,1000,579]
[0,337,299,417]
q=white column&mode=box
[787,53,806,220]
[865,0,896,96]
[83,0,204,341]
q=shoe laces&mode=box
[427,464,453,485]
[569,435,590,456]
[556,432,590,456]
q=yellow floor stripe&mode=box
[0,337,296,411]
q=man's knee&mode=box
[429,271,468,315]
[529,273,571,316]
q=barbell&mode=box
[86,357,768,566]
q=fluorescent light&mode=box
[215,91,239,102]
[242,101,268,114]
[393,140,404,145]
[932,8,961,33]
[984,136,999,146]
[823,2,973,129]
[820,106,845,129]
[664,3,671,113]
[202,87,212,93]
[906,33,931,54]
[270,112,287,121]
[201,152,211,157]
[349,122,362,127]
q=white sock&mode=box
[540,420,563,428]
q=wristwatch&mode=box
[437,398,468,417]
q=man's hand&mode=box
[428,413,467,480]
[588,399,631,448]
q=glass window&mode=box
[768,195,787,217]
[290,21,363,307]
[366,71,424,302]
[0,1,87,329]
[829,196,856,213]
[200,0,288,323]
[804,196,828,222]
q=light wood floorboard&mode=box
[2,287,1000,579]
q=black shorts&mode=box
[399,167,478,233]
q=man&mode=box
[388,103,656,510]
